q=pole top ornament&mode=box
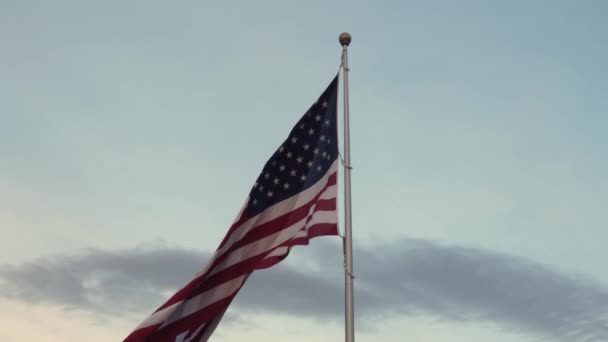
[339,32,352,47]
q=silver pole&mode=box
[339,32,354,342]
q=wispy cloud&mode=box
[1,239,607,341]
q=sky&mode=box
[1,0,607,341]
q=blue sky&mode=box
[1,1,607,341]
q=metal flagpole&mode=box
[339,32,355,342]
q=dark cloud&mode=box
[0,247,208,314]
[1,239,607,341]
[353,239,608,341]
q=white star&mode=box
[313,148,319,155]
[307,161,313,168]
[308,128,314,135]
[303,144,310,150]
[283,183,290,190]
[322,101,328,108]
[325,119,330,125]
[296,157,303,164]
[286,152,293,158]
[316,165,322,171]
[289,169,297,176]
[253,199,258,205]
[267,191,273,198]
[322,152,327,157]
[258,185,264,192]
[273,178,280,185]
[300,175,307,181]
[320,135,326,141]
[254,181,258,187]
[264,172,270,179]
[327,138,331,144]
[272,161,277,166]
[279,165,285,171]
[278,146,284,153]
[299,123,305,129]
[291,137,298,143]
[315,115,321,121]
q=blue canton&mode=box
[246,76,339,217]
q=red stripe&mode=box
[230,197,336,252]
[196,252,270,293]
[292,223,339,245]
[256,223,338,269]
[146,294,239,341]
[256,255,289,269]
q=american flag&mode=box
[124,75,340,341]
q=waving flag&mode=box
[124,75,340,341]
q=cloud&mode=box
[0,246,208,314]
[352,239,608,341]
[1,239,607,341]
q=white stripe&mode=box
[264,246,290,259]
[216,161,338,258]
[135,275,246,330]
[136,301,181,329]
[197,309,226,342]
[319,184,338,200]
[261,210,338,261]
[210,216,308,275]
[163,275,247,327]
[293,229,308,240]
[306,210,338,227]
[294,210,338,239]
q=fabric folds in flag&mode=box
[124,75,340,342]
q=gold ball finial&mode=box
[339,32,352,46]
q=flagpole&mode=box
[339,32,355,342]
